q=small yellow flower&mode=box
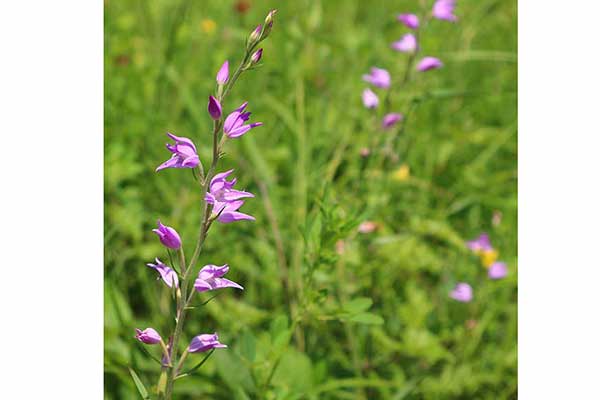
[393,164,410,181]
[201,19,217,35]
[481,249,498,268]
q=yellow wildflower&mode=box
[481,249,499,268]
[393,164,410,181]
[201,19,217,35]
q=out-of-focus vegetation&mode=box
[105,0,517,398]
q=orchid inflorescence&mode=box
[131,10,277,399]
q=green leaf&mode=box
[215,350,256,393]
[270,314,289,340]
[128,367,150,400]
[348,313,384,325]
[343,297,373,314]
[239,330,256,362]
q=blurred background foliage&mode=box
[105,0,517,398]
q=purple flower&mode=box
[156,133,200,172]
[216,60,229,85]
[432,0,458,22]
[466,233,492,253]
[152,220,182,249]
[417,56,443,72]
[382,113,403,129]
[188,333,227,353]
[208,95,222,120]
[362,88,379,109]
[362,67,391,89]
[450,283,473,302]
[205,170,255,223]
[223,102,262,138]
[146,258,179,288]
[135,328,162,345]
[488,262,508,280]
[391,33,418,53]
[194,264,244,292]
[397,13,419,29]
[251,48,263,64]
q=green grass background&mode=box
[105,0,517,398]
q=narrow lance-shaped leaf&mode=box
[128,367,150,400]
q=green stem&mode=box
[174,349,189,375]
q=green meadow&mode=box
[105,0,517,398]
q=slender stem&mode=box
[178,247,186,278]
[174,349,189,375]
[159,339,172,366]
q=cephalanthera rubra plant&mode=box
[360,0,457,166]
[130,10,277,400]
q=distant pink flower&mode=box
[417,57,443,72]
[216,60,229,84]
[488,262,508,279]
[156,133,199,172]
[391,33,417,53]
[397,13,419,29]
[152,220,182,249]
[188,333,227,353]
[146,258,179,288]
[335,239,346,255]
[358,221,378,233]
[135,328,162,345]
[194,264,244,292]
[450,283,473,302]
[432,0,458,22]
[362,88,379,109]
[362,67,391,89]
[359,147,371,158]
[492,210,503,227]
[382,113,403,129]
[466,233,492,252]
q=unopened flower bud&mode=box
[135,328,162,345]
[208,95,222,120]
[247,24,262,48]
[152,220,182,249]
[261,9,277,39]
[251,48,263,65]
[216,60,229,85]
